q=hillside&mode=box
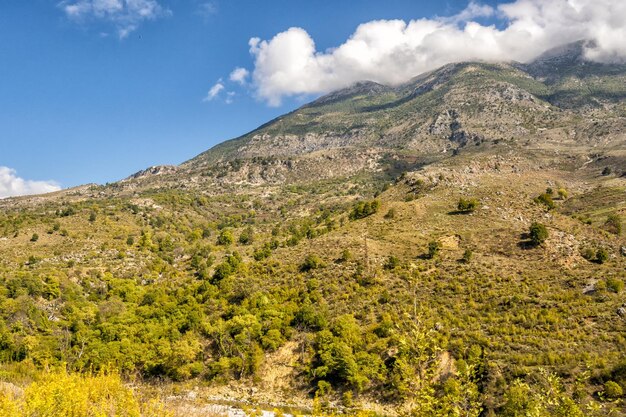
[0,42,625,416]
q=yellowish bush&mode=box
[0,369,171,417]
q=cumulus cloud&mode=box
[0,167,61,199]
[59,0,170,39]
[243,0,626,105]
[203,81,225,101]
[229,67,250,85]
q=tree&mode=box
[529,222,548,246]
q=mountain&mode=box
[108,41,621,191]
[0,42,625,416]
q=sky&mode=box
[1,0,625,197]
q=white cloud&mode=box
[229,67,250,85]
[196,1,218,21]
[0,167,61,199]
[59,0,170,39]
[244,0,626,105]
[203,81,225,101]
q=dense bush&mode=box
[534,193,555,210]
[457,197,479,213]
[0,369,169,417]
[349,200,380,220]
[529,222,548,246]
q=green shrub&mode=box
[301,254,324,271]
[534,193,555,210]
[238,226,254,245]
[427,241,441,259]
[349,200,380,220]
[604,214,622,235]
[339,249,353,262]
[604,381,623,399]
[457,197,479,213]
[384,255,400,270]
[529,222,548,246]
[596,248,609,264]
[216,229,234,246]
[462,249,473,263]
[606,277,624,293]
[30,233,39,242]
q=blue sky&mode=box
[1,0,622,195]
[0,0,496,191]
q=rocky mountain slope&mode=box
[174,41,625,185]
